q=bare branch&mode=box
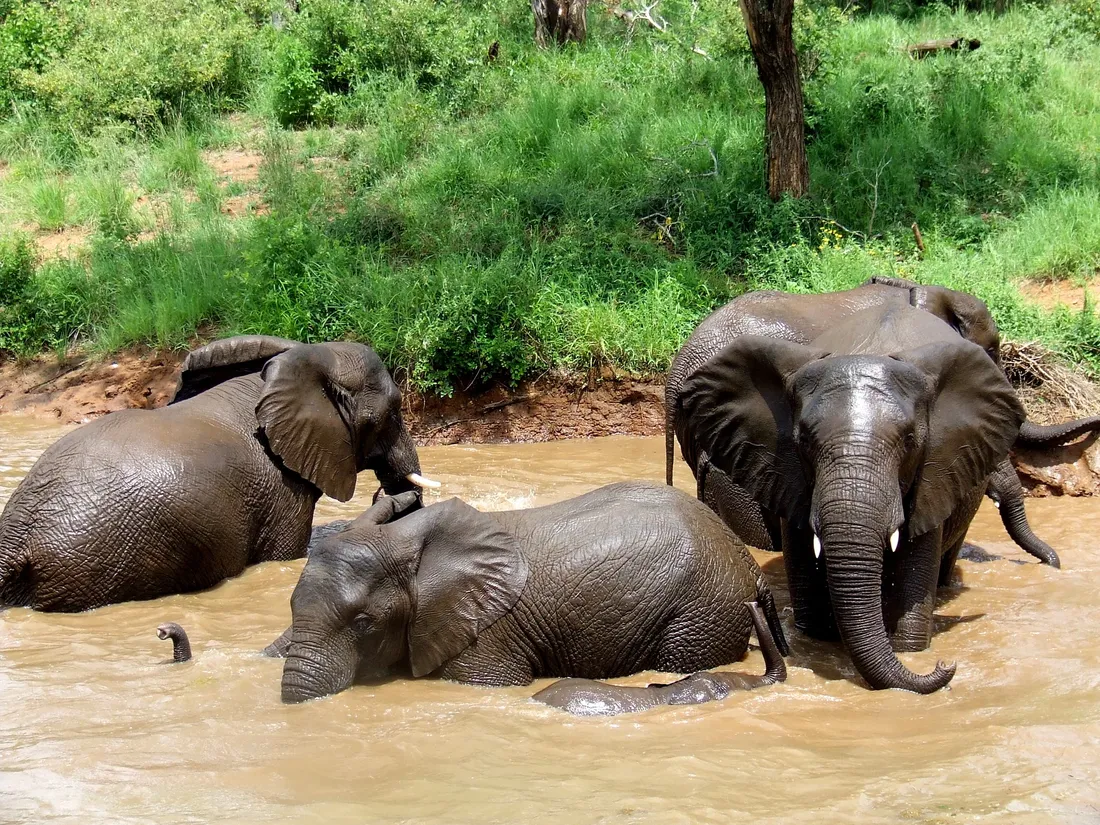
[609,0,710,58]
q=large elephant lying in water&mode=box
[667,278,1093,567]
[277,482,787,704]
[0,336,432,611]
[680,304,1025,693]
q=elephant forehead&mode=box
[795,357,923,422]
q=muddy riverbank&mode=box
[2,349,1099,495]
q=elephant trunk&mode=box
[156,623,192,662]
[280,629,358,703]
[986,458,1060,567]
[372,426,427,499]
[1016,417,1100,449]
[815,477,955,694]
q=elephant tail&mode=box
[753,568,789,658]
[665,388,676,486]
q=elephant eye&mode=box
[352,613,374,631]
[903,431,918,451]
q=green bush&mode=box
[0,1,73,105]
[271,35,322,127]
[23,0,255,130]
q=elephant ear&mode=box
[680,336,827,525]
[255,345,359,502]
[898,340,1024,537]
[911,286,1001,364]
[171,335,301,403]
[395,499,528,678]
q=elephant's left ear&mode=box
[397,499,528,678]
[898,340,1024,537]
[256,345,359,502]
[171,335,301,403]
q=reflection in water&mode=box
[2,416,1100,823]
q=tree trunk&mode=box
[532,0,588,47]
[738,0,809,200]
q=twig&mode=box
[23,361,84,393]
[610,0,710,58]
[421,394,541,438]
[799,215,869,241]
[911,222,926,257]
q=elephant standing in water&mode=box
[667,277,1095,567]
[680,304,1028,693]
[276,482,788,704]
[0,336,433,611]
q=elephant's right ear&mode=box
[392,499,528,678]
[171,335,301,404]
[256,345,359,502]
[680,336,826,523]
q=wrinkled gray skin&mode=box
[0,336,423,611]
[276,482,787,703]
[532,601,786,716]
[679,305,1026,693]
[157,623,192,662]
[666,277,1067,568]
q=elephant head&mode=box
[680,335,1023,693]
[171,335,430,501]
[281,495,528,702]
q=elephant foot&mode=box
[889,628,932,653]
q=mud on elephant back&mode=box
[0,335,436,612]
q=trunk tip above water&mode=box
[157,622,192,663]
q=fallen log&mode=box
[906,37,980,59]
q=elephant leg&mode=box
[937,485,987,587]
[699,458,774,551]
[885,526,943,653]
[781,520,837,640]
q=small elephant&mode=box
[666,278,1086,567]
[277,482,787,703]
[0,336,433,611]
[532,601,786,716]
[680,304,1025,693]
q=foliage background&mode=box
[0,0,1098,392]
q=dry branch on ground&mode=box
[1001,340,1100,423]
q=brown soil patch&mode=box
[0,351,664,440]
[34,225,91,260]
[203,149,263,186]
[0,351,183,422]
[1019,278,1100,313]
[221,193,267,218]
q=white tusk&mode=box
[406,473,441,489]
[993,501,1000,510]
[890,530,900,552]
[813,534,822,559]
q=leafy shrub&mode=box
[0,0,73,105]
[23,0,255,130]
[271,35,322,127]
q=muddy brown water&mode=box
[2,417,1099,824]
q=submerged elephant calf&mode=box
[277,482,788,703]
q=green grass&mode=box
[26,176,68,230]
[2,0,1100,394]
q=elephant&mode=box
[665,277,1088,567]
[0,335,435,612]
[679,303,1026,693]
[276,482,788,703]
[532,601,786,716]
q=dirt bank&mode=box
[2,349,1098,496]
[0,351,665,443]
